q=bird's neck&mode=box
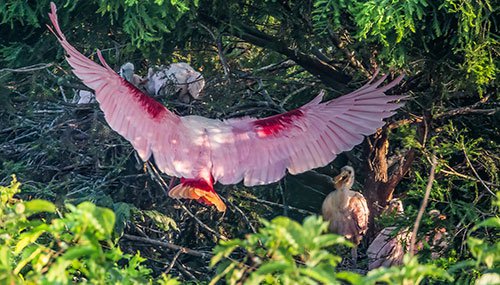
[336,188,350,208]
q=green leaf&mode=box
[253,261,290,275]
[75,202,116,238]
[210,239,241,267]
[298,266,337,283]
[61,245,97,260]
[14,226,47,254]
[472,217,500,231]
[475,273,500,285]
[113,202,133,239]
[24,199,56,214]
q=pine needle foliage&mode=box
[311,0,498,90]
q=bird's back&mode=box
[367,226,411,270]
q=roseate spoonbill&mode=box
[367,198,410,270]
[145,62,205,103]
[322,166,369,263]
[47,3,405,212]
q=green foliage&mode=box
[211,215,357,284]
[0,0,197,70]
[210,215,458,284]
[1,0,498,283]
[440,0,498,92]
[0,176,179,284]
[311,0,497,89]
[468,193,499,269]
[143,209,180,232]
[0,1,40,28]
[350,0,428,46]
[97,0,196,47]
[447,192,500,284]
[365,255,453,284]
[311,0,347,34]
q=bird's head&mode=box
[120,62,135,83]
[386,198,404,215]
[334,165,355,190]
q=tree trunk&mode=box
[364,127,416,239]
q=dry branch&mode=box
[409,154,438,255]
[122,234,212,259]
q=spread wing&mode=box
[210,75,405,186]
[48,3,205,179]
[49,3,405,186]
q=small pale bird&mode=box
[322,166,369,263]
[119,62,146,88]
[48,3,405,212]
[367,200,448,269]
[145,62,205,103]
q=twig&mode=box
[409,154,437,255]
[440,108,497,117]
[462,147,495,196]
[164,249,183,274]
[278,181,288,216]
[326,28,369,77]
[122,234,212,259]
[145,161,170,196]
[235,193,315,215]
[221,195,258,234]
[199,23,231,79]
[435,95,496,118]
[89,44,128,58]
[280,86,309,107]
[257,60,296,72]
[387,117,423,130]
[58,85,68,102]
[388,100,497,130]
[256,79,287,113]
[179,203,229,241]
[0,63,54,73]
[175,261,197,280]
[440,165,499,188]
[227,107,281,118]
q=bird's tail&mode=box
[169,178,226,212]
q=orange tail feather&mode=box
[169,182,226,212]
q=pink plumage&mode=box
[47,3,406,212]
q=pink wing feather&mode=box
[47,3,202,180]
[48,3,405,187]
[210,73,405,186]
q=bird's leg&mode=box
[167,176,177,191]
[168,177,226,212]
[351,246,358,266]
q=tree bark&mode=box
[364,127,417,239]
